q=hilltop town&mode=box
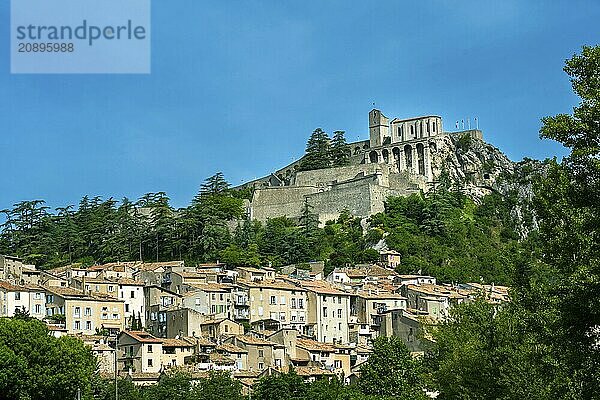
[0,253,508,390]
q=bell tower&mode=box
[369,109,389,147]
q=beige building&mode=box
[216,342,248,370]
[239,279,307,331]
[45,286,125,335]
[144,285,182,337]
[402,284,468,320]
[0,281,46,319]
[118,330,163,373]
[182,283,233,319]
[70,277,119,297]
[0,255,25,283]
[226,335,282,372]
[199,318,244,339]
[296,338,351,379]
[161,338,195,368]
[302,281,350,344]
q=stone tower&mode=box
[369,109,390,147]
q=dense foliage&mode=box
[425,45,600,399]
[370,189,525,284]
[0,177,523,285]
[298,129,350,171]
[0,316,97,400]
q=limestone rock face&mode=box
[430,134,515,199]
[430,134,542,237]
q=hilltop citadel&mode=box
[241,109,486,223]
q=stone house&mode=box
[301,281,350,344]
[238,279,307,331]
[199,318,244,340]
[0,281,45,319]
[45,286,124,335]
[118,330,163,374]
[225,335,281,372]
[161,338,195,368]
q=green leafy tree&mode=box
[533,44,600,398]
[252,370,307,400]
[191,370,243,400]
[0,317,97,400]
[358,336,426,399]
[142,371,192,400]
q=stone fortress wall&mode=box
[238,109,483,224]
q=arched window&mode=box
[416,143,425,176]
[404,145,413,170]
[369,151,379,163]
[382,149,390,163]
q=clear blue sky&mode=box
[1,1,599,211]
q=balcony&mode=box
[234,297,249,306]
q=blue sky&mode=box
[1,1,599,211]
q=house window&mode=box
[334,360,342,368]
[270,296,276,305]
[74,321,80,330]
[148,359,153,367]
[258,362,264,370]
[125,304,130,312]
[338,297,342,304]
[34,292,41,300]
[15,292,20,301]
[323,307,328,317]
[211,294,216,300]
[298,299,304,309]
[148,345,153,353]
[291,298,296,309]
[225,325,229,333]
[279,312,286,321]
[280,296,286,305]
[195,299,201,305]
[258,350,264,357]
[34,304,41,314]
[108,285,114,292]
[112,313,119,320]
[74,307,81,317]
[220,294,224,301]
[337,309,342,318]
[84,307,92,316]
[86,321,92,330]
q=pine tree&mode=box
[199,172,230,195]
[330,130,350,167]
[299,128,331,171]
